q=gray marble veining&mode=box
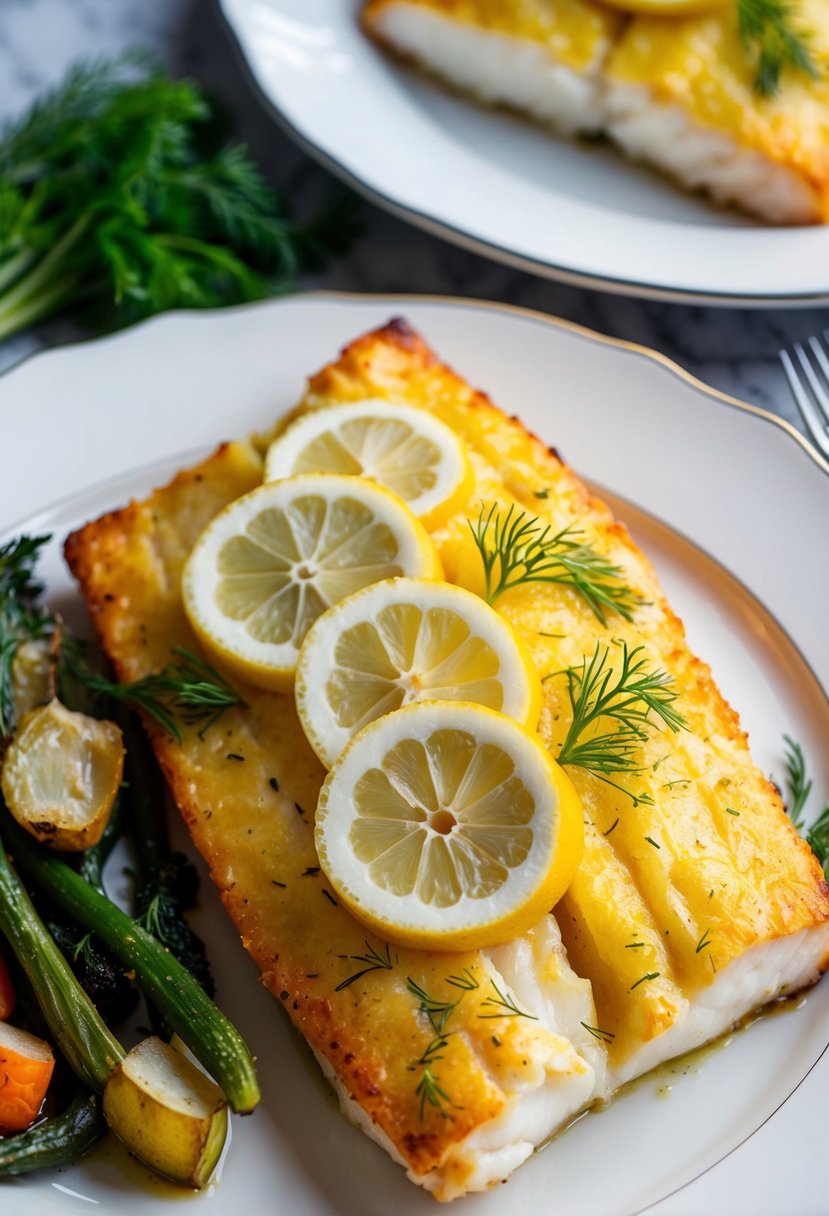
[0,0,827,439]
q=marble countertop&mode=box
[1,0,827,439]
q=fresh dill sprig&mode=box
[0,531,240,744]
[406,978,458,1035]
[695,928,713,954]
[630,971,660,992]
[782,736,829,880]
[0,534,54,740]
[736,0,820,98]
[477,979,538,1021]
[415,1060,453,1120]
[409,1018,456,1119]
[0,54,359,342]
[468,503,643,624]
[418,1035,451,1067]
[135,855,215,996]
[555,641,686,801]
[445,967,479,992]
[335,940,397,991]
[580,1022,615,1043]
[66,645,243,743]
[783,735,811,829]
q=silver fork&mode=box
[780,333,829,460]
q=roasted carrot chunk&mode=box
[0,1022,55,1134]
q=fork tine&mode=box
[794,342,829,413]
[808,334,829,394]
[780,346,829,459]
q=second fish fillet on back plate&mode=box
[65,319,829,1201]
[363,0,829,224]
[362,0,622,136]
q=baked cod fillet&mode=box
[605,0,829,225]
[66,320,829,1199]
[362,0,622,136]
[362,0,829,224]
[64,426,603,1202]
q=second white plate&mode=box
[218,0,829,305]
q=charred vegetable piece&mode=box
[1,700,124,851]
[123,718,214,996]
[0,1089,104,1176]
[78,789,125,896]
[5,818,259,1113]
[43,910,137,1027]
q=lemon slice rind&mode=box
[264,399,474,531]
[296,576,542,768]
[182,474,443,691]
[315,700,583,952]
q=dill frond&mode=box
[468,503,644,624]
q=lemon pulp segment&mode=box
[315,701,583,951]
[296,577,541,767]
[265,399,474,530]
[182,474,442,690]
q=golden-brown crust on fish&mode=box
[66,320,829,1180]
[63,418,536,1183]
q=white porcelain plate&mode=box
[2,294,828,1215]
[217,0,829,305]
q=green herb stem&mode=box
[0,246,38,295]
[783,735,811,829]
[477,979,538,1020]
[335,940,396,991]
[415,1066,452,1121]
[0,273,85,342]
[0,55,359,342]
[736,0,820,96]
[0,214,89,315]
[406,977,458,1036]
[66,645,244,743]
[782,735,829,880]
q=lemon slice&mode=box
[1,699,124,852]
[182,474,443,691]
[296,577,542,768]
[315,701,583,952]
[264,400,474,531]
